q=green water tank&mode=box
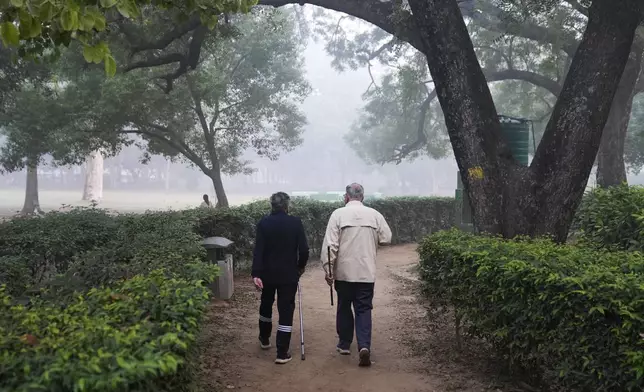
[499,115,530,166]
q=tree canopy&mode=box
[1,0,642,240]
[55,8,310,207]
[316,0,643,190]
[0,0,259,74]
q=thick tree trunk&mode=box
[210,166,229,208]
[406,0,642,241]
[596,49,643,187]
[530,2,643,240]
[21,159,43,215]
[407,0,527,236]
[82,150,104,202]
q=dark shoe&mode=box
[358,348,371,367]
[275,352,292,364]
[259,337,271,350]
[336,345,350,355]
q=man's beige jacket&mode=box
[320,200,392,283]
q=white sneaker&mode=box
[336,346,350,355]
[275,353,292,364]
[259,338,271,350]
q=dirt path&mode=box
[197,245,523,392]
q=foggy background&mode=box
[2,29,643,214]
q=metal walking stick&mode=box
[298,283,305,360]
[327,246,334,307]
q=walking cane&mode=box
[327,246,334,307]
[298,283,305,360]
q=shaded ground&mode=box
[196,244,534,392]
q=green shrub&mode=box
[0,196,453,390]
[66,212,206,287]
[0,209,207,297]
[0,197,453,295]
[419,229,644,391]
[575,185,644,251]
[0,208,118,291]
[192,196,455,261]
[0,266,218,392]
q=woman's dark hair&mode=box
[203,194,210,205]
[270,192,290,213]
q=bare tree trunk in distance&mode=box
[21,159,44,215]
[82,150,104,203]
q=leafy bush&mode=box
[0,266,218,392]
[0,208,119,292]
[0,209,207,297]
[419,229,644,391]
[575,185,644,251]
[193,196,455,260]
[0,197,454,294]
[65,212,206,290]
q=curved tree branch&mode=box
[129,15,202,55]
[474,1,580,56]
[484,68,562,96]
[121,127,210,174]
[123,52,185,72]
[386,89,437,164]
[382,66,561,164]
[259,0,423,51]
[125,24,209,93]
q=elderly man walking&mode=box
[252,192,310,364]
[320,183,392,367]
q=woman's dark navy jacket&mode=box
[251,211,310,284]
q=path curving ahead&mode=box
[197,245,519,392]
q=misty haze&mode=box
[1,1,643,391]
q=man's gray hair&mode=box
[345,183,364,201]
[270,191,290,212]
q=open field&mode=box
[0,189,261,216]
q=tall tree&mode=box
[257,0,643,241]
[0,83,105,214]
[2,0,642,239]
[316,1,643,188]
[338,15,561,164]
[345,53,452,164]
[65,9,310,207]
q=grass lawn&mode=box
[0,188,261,217]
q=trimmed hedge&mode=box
[0,266,218,392]
[193,197,455,261]
[419,229,644,391]
[0,208,206,297]
[0,196,452,390]
[0,197,453,295]
[0,209,216,391]
[575,185,644,251]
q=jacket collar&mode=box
[346,200,364,206]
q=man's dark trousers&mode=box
[335,280,375,351]
[258,283,298,356]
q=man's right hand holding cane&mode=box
[325,245,334,286]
